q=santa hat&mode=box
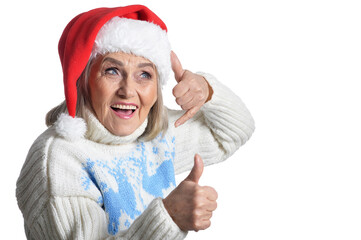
[58,5,171,118]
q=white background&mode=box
[1,0,360,239]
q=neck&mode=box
[85,108,148,145]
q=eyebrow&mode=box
[102,57,124,67]
[137,63,155,69]
[102,57,154,69]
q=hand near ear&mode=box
[171,51,213,127]
[163,154,218,231]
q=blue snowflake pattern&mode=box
[81,134,176,235]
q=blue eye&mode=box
[141,72,151,79]
[105,67,118,75]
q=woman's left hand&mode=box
[171,51,213,127]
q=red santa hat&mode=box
[58,5,171,118]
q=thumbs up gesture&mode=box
[163,154,218,231]
[171,51,213,127]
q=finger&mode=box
[172,80,189,98]
[175,105,200,127]
[203,186,218,201]
[198,220,211,231]
[175,90,194,107]
[205,200,217,212]
[195,210,212,222]
[202,210,213,220]
[180,97,201,111]
[203,220,211,230]
[184,154,204,183]
[171,51,185,82]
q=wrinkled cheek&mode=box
[138,88,157,118]
[138,108,148,122]
[93,102,110,125]
[141,84,158,104]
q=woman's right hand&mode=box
[162,154,218,231]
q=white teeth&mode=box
[111,104,137,110]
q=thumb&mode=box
[171,51,185,82]
[185,154,204,183]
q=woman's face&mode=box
[88,52,158,136]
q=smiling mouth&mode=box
[110,104,138,116]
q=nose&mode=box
[116,76,135,99]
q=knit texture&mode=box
[16,73,255,239]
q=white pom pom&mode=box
[54,113,87,141]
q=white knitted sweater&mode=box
[16,73,255,240]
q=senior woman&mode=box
[16,5,255,240]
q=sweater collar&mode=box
[84,109,147,145]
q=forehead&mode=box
[101,52,153,65]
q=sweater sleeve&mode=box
[16,131,187,240]
[168,72,255,174]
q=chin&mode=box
[111,127,136,137]
[106,117,138,137]
[106,115,146,137]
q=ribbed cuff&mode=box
[197,71,229,110]
[196,71,255,151]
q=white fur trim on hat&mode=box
[54,113,87,141]
[92,17,171,86]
